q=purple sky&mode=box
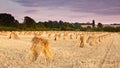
[0,0,120,24]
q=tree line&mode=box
[0,13,120,32]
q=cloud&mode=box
[11,0,120,15]
[12,0,66,7]
[24,9,38,13]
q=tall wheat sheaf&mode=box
[79,35,85,47]
[28,36,53,61]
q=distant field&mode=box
[0,31,120,68]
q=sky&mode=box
[0,0,120,24]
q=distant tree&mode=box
[103,26,115,32]
[74,23,81,29]
[48,20,54,28]
[86,26,92,31]
[59,20,65,30]
[43,21,49,28]
[13,20,19,27]
[59,20,64,26]
[52,21,59,28]
[92,20,95,28]
[97,22,103,28]
[115,27,120,32]
[23,16,36,28]
[0,13,16,27]
[18,23,26,30]
[37,21,45,28]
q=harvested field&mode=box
[0,31,120,68]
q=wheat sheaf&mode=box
[28,36,54,61]
[9,31,20,39]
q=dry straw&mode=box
[9,31,20,39]
[28,35,54,61]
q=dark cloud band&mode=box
[11,0,120,15]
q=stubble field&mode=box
[0,31,120,68]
